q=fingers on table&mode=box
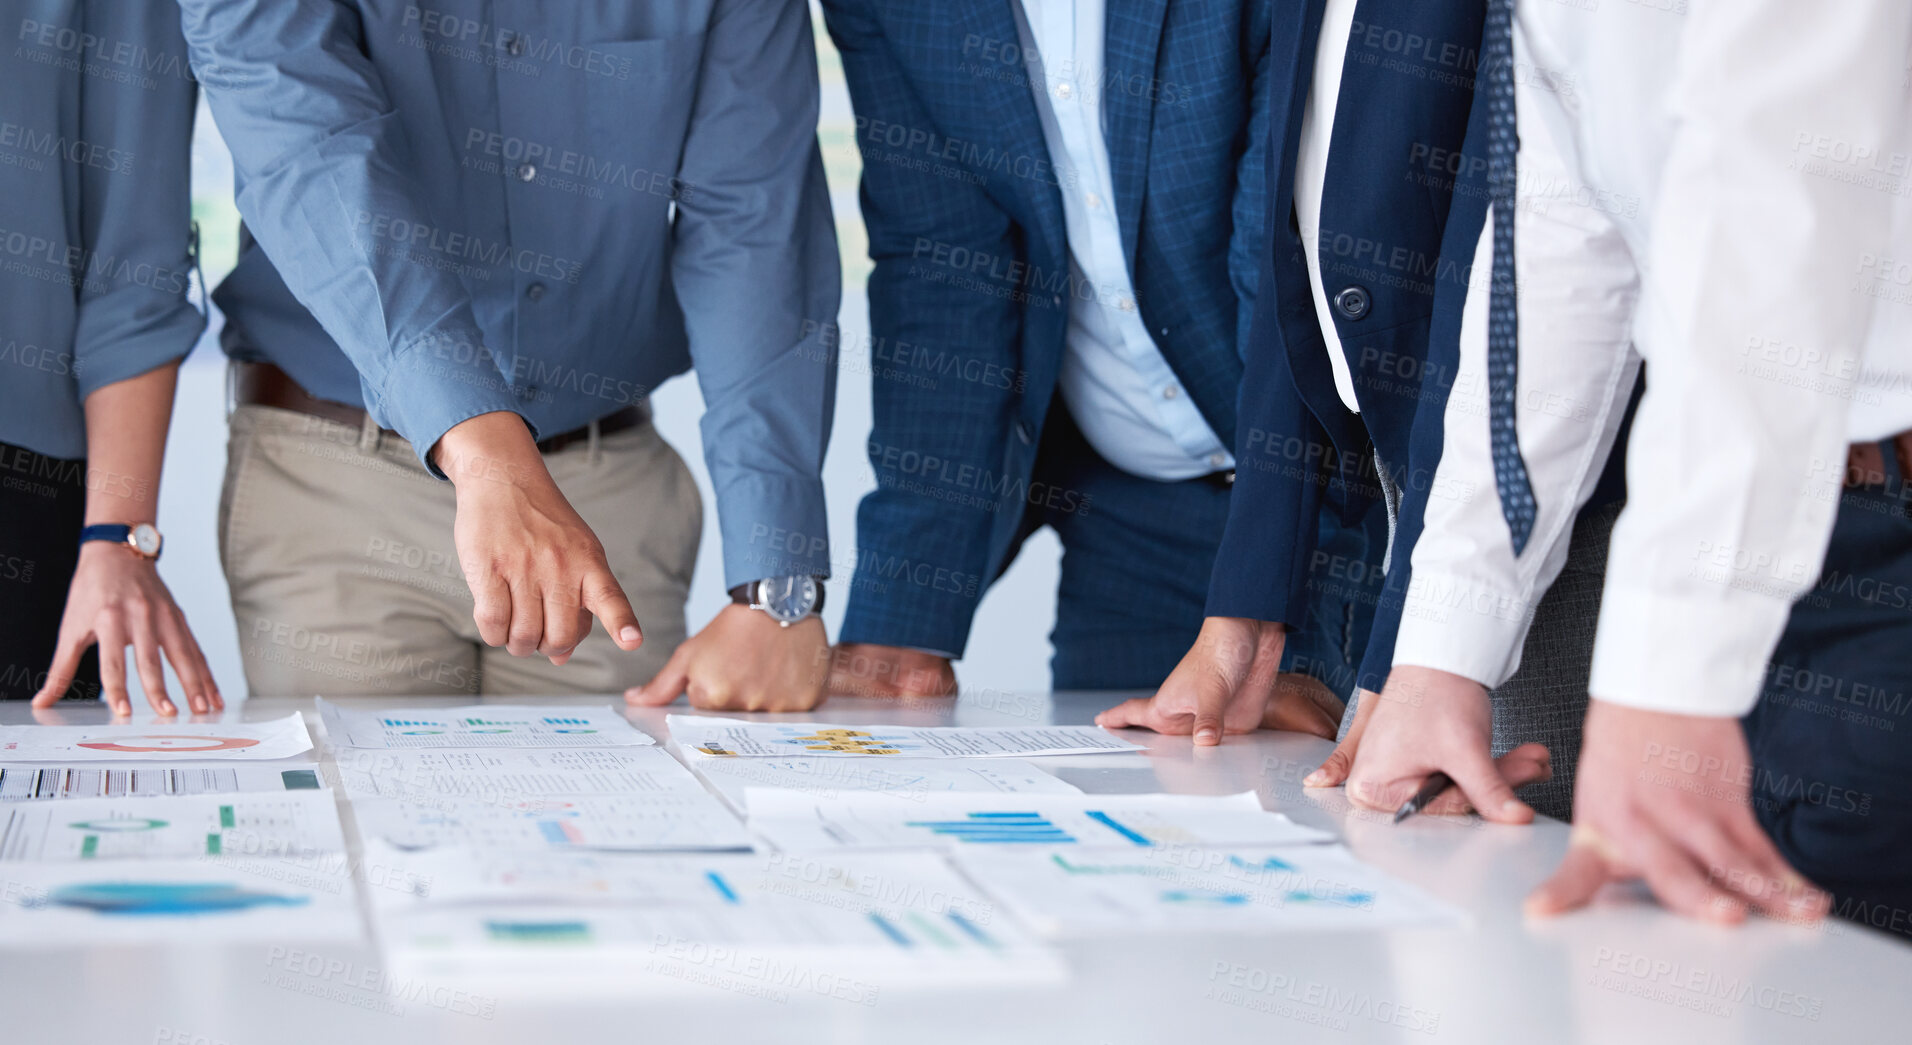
[156,606,219,713]
[29,620,94,708]
[1261,675,1342,739]
[1660,804,1829,922]
[1303,694,1376,787]
[1527,832,1618,918]
[1094,696,1177,733]
[1189,670,1247,746]
[626,642,692,707]
[1445,746,1535,823]
[126,608,177,717]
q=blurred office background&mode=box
[150,8,1062,705]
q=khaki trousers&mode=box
[219,403,700,697]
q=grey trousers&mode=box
[1483,502,1618,821]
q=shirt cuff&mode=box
[371,332,529,479]
[1388,570,1537,689]
[1587,583,1783,718]
[716,473,832,590]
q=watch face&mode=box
[129,524,162,557]
[758,576,818,624]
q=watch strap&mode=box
[727,578,825,616]
[78,524,161,560]
[78,524,132,548]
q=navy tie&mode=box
[1485,0,1535,555]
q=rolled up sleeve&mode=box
[70,0,205,399]
[178,0,524,470]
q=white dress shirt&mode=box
[1392,0,1912,717]
[1010,0,1234,481]
[1294,0,1364,414]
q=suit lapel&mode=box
[947,0,1067,263]
[1102,0,1169,276]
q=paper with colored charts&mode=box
[688,755,1081,813]
[667,715,1143,758]
[0,791,346,863]
[0,712,314,762]
[952,845,1465,936]
[333,746,690,804]
[374,850,1062,987]
[0,857,362,945]
[0,763,325,800]
[319,700,654,749]
[349,749,749,853]
[742,790,1333,852]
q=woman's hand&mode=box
[31,543,221,715]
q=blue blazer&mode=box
[823,0,1273,656]
[1203,0,1487,691]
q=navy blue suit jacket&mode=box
[823,0,1273,656]
[1204,0,1487,691]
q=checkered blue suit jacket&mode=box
[823,0,1273,656]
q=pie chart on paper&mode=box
[75,735,262,754]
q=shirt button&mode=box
[1015,420,1035,445]
[518,163,538,182]
[1208,453,1226,468]
[1333,285,1372,320]
[1159,327,1170,337]
[1051,294,1063,307]
[506,35,525,56]
[525,282,546,301]
[1117,296,1135,312]
[1085,192,1103,210]
[1054,81,1073,101]
[1162,385,1179,400]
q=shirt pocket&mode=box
[579,33,708,189]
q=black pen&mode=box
[1392,772,1455,823]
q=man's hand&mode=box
[827,643,957,698]
[32,543,222,716]
[1096,617,1343,744]
[1526,699,1830,925]
[435,412,643,664]
[1314,666,1549,823]
[626,604,830,712]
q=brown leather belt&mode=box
[232,361,645,455]
[1845,430,1912,488]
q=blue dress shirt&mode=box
[180,0,840,586]
[1011,0,1234,481]
[0,0,204,461]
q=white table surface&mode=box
[4,692,1907,1045]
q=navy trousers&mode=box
[1745,453,1912,939]
[1012,406,1385,696]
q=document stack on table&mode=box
[321,701,1067,988]
[0,713,362,945]
[670,714,1465,939]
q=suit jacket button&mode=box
[1334,285,1371,320]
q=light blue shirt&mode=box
[180,0,840,585]
[1012,0,1234,481]
[0,0,204,461]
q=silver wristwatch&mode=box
[729,576,825,627]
